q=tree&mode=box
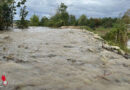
[115,19,128,49]
[58,3,67,13]
[122,9,130,24]
[87,18,96,28]
[103,19,128,50]
[49,13,63,27]
[58,3,69,26]
[101,17,117,28]
[0,0,27,30]
[48,3,69,27]
[17,6,28,29]
[0,0,15,30]
[30,14,40,26]
[16,0,28,29]
[78,14,87,26]
[68,15,76,25]
[40,16,49,26]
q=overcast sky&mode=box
[15,0,130,20]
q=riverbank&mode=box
[0,27,130,90]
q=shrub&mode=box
[103,19,128,50]
[30,14,40,26]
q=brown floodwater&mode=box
[0,27,130,90]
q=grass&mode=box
[94,27,113,37]
[80,26,112,36]
[81,26,130,54]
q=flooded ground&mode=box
[0,27,130,90]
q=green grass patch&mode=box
[80,26,93,31]
[81,26,112,36]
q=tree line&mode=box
[0,2,129,30]
[29,3,130,29]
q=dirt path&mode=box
[0,27,130,90]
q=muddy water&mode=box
[0,27,130,90]
[12,26,55,32]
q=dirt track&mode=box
[0,27,130,90]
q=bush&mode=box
[16,20,29,29]
[103,19,128,50]
[30,14,40,26]
[40,16,49,26]
[78,15,87,26]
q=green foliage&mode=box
[103,19,128,50]
[86,17,117,29]
[17,4,28,29]
[57,3,69,26]
[82,18,128,52]
[122,9,130,24]
[16,0,29,29]
[45,3,69,27]
[0,0,28,30]
[128,32,130,38]
[0,0,15,30]
[78,14,87,26]
[68,15,76,26]
[33,3,118,29]
[30,14,40,26]
[16,20,28,29]
[101,17,117,28]
[17,0,27,7]
[58,3,67,13]
[40,16,49,26]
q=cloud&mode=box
[15,0,130,20]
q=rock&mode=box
[47,54,57,58]
[94,34,103,40]
[118,50,125,56]
[25,46,29,49]
[110,46,120,50]
[101,56,108,65]
[64,45,74,48]
[102,43,111,50]
[102,43,126,57]
[88,48,95,52]
[3,36,10,39]
[122,63,129,67]
[18,45,24,48]
[15,59,28,63]
[124,54,130,59]
[67,59,76,63]
[3,54,14,60]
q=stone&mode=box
[3,36,10,39]
[102,43,126,57]
[94,34,103,40]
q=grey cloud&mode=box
[15,0,130,19]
